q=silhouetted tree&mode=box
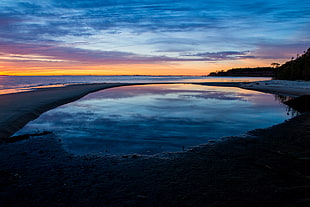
[275,48,310,80]
[271,63,280,68]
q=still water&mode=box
[15,84,291,156]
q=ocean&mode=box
[0,75,270,95]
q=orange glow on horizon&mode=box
[0,58,288,76]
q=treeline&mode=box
[275,48,310,80]
[208,67,275,77]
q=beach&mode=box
[240,80,310,97]
[0,80,309,207]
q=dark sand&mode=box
[0,82,309,207]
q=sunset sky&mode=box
[0,0,309,75]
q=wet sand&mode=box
[0,83,133,139]
[0,81,309,207]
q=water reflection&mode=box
[274,94,300,117]
[15,84,294,156]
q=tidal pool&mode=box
[15,84,293,155]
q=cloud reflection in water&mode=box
[15,84,291,155]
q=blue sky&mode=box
[0,0,309,75]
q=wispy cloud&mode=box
[0,41,229,64]
[182,51,256,60]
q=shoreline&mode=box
[0,80,309,206]
[0,81,245,140]
[0,81,310,141]
[2,80,308,140]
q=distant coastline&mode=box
[208,67,275,77]
[208,47,310,80]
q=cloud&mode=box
[0,13,22,27]
[2,0,310,36]
[0,40,307,66]
[252,43,310,60]
[183,51,256,60]
[0,41,231,64]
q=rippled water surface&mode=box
[15,84,291,155]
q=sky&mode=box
[0,0,309,75]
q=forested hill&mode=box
[208,67,275,77]
[276,48,310,80]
